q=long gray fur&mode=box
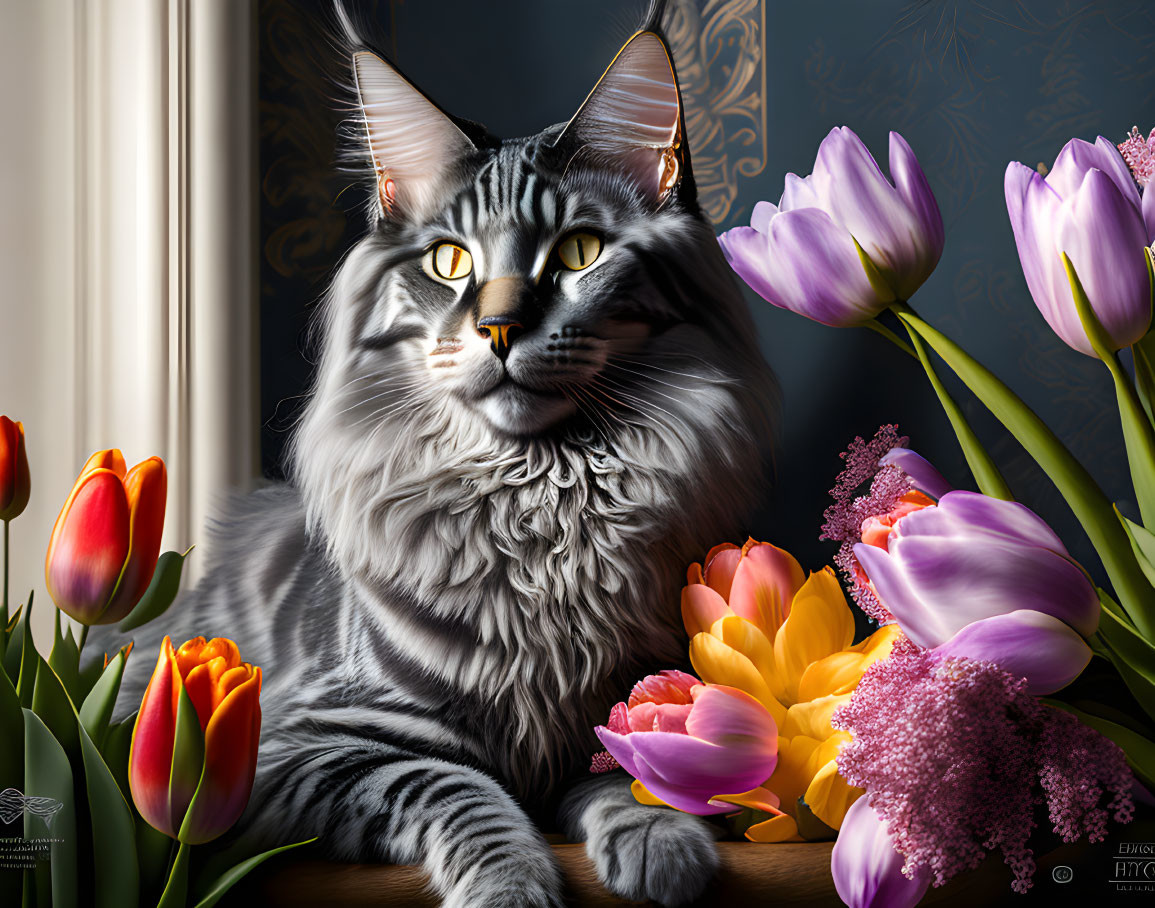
[91,8,776,906]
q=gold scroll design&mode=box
[666,0,767,227]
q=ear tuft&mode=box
[556,32,683,202]
[352,51,476,219]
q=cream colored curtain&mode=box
[0,0,259,646]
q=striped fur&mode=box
[93,17,776,907]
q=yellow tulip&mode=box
[678,539,899,841]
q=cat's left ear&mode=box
[353,51,476,219]
[556,31,684,204]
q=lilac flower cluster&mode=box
[820,425,911,622]
[1118,126,1155,187]
[833,637,1134,894]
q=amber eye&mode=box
[555,232,602,271]
[426,242,473,281]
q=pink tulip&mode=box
[594,670,779,815]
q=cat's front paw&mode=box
[587,806,720,907]
[442,857,565,908]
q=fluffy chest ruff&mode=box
[297,399,763,798]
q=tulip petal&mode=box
[129,637,181,838]
[805,758,863,831]
[765,734,821,816]
[689,632,783,725]
[719,210,887,327]
[832,796,931,908]
[779,172,821,213]
[709,784,781,813]
[682,583,733,638]
[703,543,742,599]
[630,779,669,807]
[102,457,168,624]
[772,569,854,702]
[780,694,852,741]
[627,669,698,708]
[727,541,805,637]
[812,127,927,294]
[933,610,1092,694]
[178,667,262,844]
[685,684,779,750]
[879,448,952,500]
[1143,185,1155,243]
[710,615,778,696]
[45,469,130,623]
[750,199,777,234]
[902,490,1067,552]
[1045,137,1142,211]
[1056,168,1152,350]
[1006,162,1088,353]
[888,131,944,295]
[0,417,30,521]
[745,812,800,842]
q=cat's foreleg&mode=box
[558,772,721,907]
[248,740,565,908]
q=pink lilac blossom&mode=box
[589,751,620,774]
[833,637,1133,893]
[820,425,911,622]
[1118,126,1155,187]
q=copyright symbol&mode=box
[1052,865,1073,884]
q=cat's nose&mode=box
[477,316,524,360]
[476,276,533,360]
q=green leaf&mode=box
[0,659,22,794]
[893,303,1155,639]
[136,811,175,904]
[1066,253,1155,529]
[101,713,135,799]
[14,593,36,708]
[3,603,24,685]
[901,319,1013,500]
[1119,509,1155,588]
[1047,699,1155,790]
[172,684,206,844]
[1133,332,1155,428]
[1094,602,1155,726]
[78,721,139,908]
[23,709,77,908]
[78,652,126,750]
[47,618,80,708]
[118,548,193,633]
[192,838,317,908]
[30,658,79,763]
[156,841,192,908]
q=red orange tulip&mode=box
[0,416,30,522]
[129,636,262,844]
[44,449,166,625]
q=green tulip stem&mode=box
[1062,252,1155,529]
[1102,347,1155,528]
[861,319,917,359]
[899,314,1013,501]
[2,519,8,628]
[1133,339,1155,429]
[157,841,191,908]
[892,300,1155,639]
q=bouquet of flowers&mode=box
[592,125,1155,906]
[0,424,308,907]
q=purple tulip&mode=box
[718,127,944,326]
[594,670,779,815]
[1005,137,1153,356]
[832,796,930,908]
[854,490,1099,693]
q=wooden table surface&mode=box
[225,840,1091,906]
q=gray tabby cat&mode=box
[98,9,775,907]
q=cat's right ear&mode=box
[352,52,476,219]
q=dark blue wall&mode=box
[259,0,1155,582]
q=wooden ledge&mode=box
[225,840,1090,906]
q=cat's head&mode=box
[294,26,776,588]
